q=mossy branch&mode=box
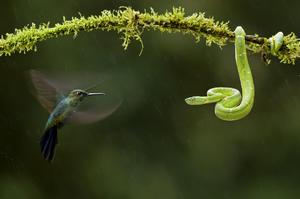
[0,7,299,64]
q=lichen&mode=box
[0,6,300,64]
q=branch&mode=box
[0,7,299,64]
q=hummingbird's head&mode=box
[69,89,89,101]
[69,89,105,105]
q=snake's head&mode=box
[185,96,207,105]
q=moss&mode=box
[0,6,299,64]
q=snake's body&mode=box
[185,26,284,121]
[185,26,254,121]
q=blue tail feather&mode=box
[40,126,58,161]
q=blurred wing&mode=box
[29,70,62,113]
[67,100,122,124]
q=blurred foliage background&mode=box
[1,0,300,198]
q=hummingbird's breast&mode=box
[45,97,77,129]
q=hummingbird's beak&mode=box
[87,92,106,96]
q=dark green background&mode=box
[1,0,300,198]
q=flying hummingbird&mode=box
[29,70,120,161]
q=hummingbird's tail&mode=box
[40,125,58,161]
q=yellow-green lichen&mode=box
[0,7,300,64]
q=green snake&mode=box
[269,31,284,56]
[185,26,284,121]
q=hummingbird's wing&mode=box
[29,70,63,113]
[67,100,122,124]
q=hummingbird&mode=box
[29,70,120,161]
